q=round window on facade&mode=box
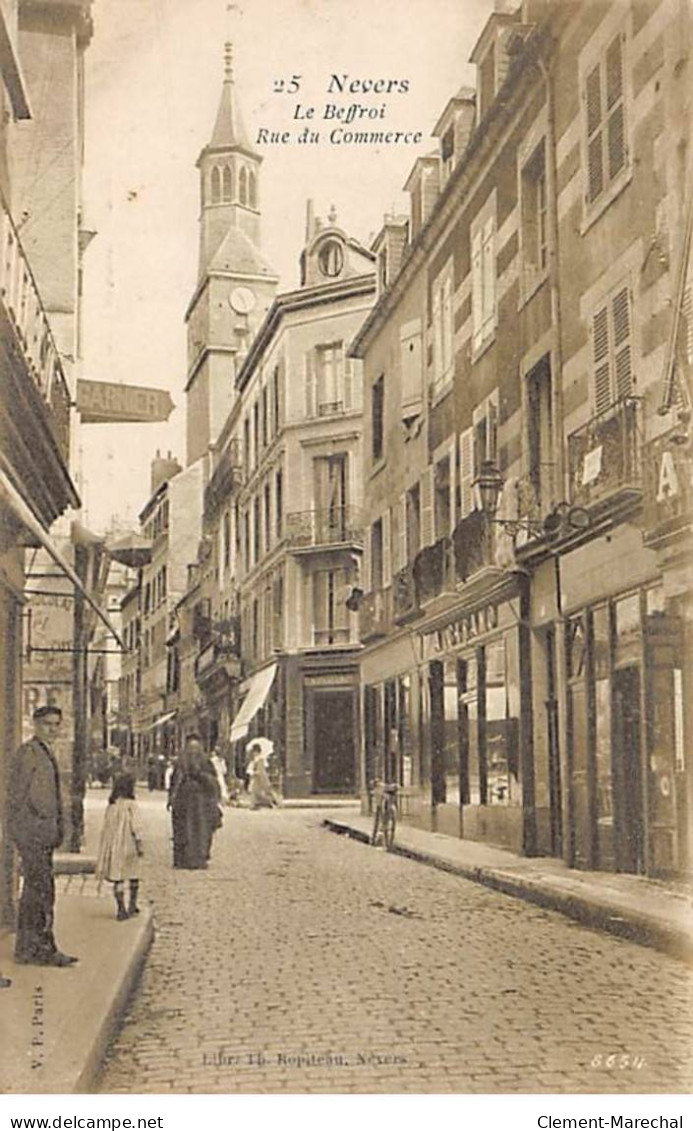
[318,238,344,278]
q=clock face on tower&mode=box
[229,286,256,315]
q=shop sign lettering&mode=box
[416,603,500,662]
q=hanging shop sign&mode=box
[76,380,174,424]
[643,436,693,530]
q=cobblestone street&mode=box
[94,793,693,1094]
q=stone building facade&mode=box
[351,0,692,878]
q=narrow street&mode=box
[91,791,693,1095]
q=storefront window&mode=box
[443,660,459,804]
[592,605,613,835]
[398,675,414,787]
[485,639,519,805]
[614,592,641,665]
[460,654,481,805]
[567,615,587,679]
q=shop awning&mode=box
[147,710,177,731]
[0,462,124,648]
[230,662,277,743]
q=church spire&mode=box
[196,42,263,276]
[205,42,256,157]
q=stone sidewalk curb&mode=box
[0,899,154,1094]
[71,908,154,1094]
[323,817,693,966]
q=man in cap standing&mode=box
[7,705,78,966]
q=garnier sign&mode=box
[76,380,174,424]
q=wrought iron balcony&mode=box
[194,617,241,682]
[204,437,243,519]
[360,587,391,642]
[453,509,492,583]
[285,505,363,551]
[413,535,455,606]
[0,202,71,464]
[393,560,420,623]
[567,396,641,510]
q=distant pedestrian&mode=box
[95,772,144,920]
[164,758,175,793]
[167,735,221,869]
[7,705,78,967]
[210,747,229,805]
[247,738,279,810]
[146,754,157,791]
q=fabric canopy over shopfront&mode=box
[150,710,177,730]
[230,662,277,742]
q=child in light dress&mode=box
[95,772,144,920]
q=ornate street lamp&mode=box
[472,459,590,540]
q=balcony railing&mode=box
[567,396,641,509]
[285,506,363,550]
[452,509,491,583]
[393,560,420,623]
[360,586,392,642]
[0,201,71,463]
[194,618,241,681]
[413,535,455,606]
[204,438,243,519]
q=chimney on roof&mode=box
[150,452,182,495]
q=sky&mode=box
[78,0,495,532]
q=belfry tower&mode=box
[185,43,278,466]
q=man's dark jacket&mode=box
[7,738,64,850]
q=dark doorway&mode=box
[545,626,563,857]
[311,689,356,793]
[613,666,644,873]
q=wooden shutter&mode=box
[606,34,626,181]
[448,438,457,532]
[382,508,392,588]
[351,358,363,410]
[313,571,327,642]
[432,288,443,384]
[612,286,632,398]
[420,465,434,546]
[443,276,453,375]
[585,62,604,203]
[398,493,408,571]
[343,354,353,411]
[459,426,474,517]
[488,392,499,463]
[400,319,423,418]
[482,218,495,336]
[472,228,483,346]
[304,351,316,418]
[592,303,611,414]
[362,523,372,593]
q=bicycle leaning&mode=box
[370,780,398,851]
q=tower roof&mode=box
[208,226,278,279]
[202,43,257,159]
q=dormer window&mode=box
[479,43,496,119]
[239,166,247,205]
[441,126,454,179]
[248,169,257,208]
[318,238,344,278]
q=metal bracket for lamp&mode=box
[473,460,591,539]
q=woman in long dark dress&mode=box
[167,735,221,869]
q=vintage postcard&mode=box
[0,0,692,1104]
